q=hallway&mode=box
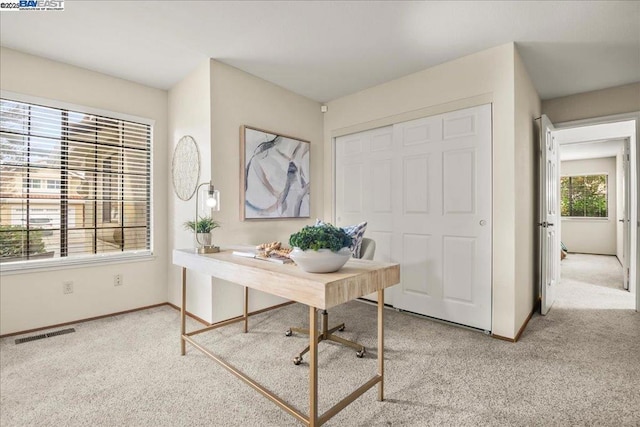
[559,253,634,310]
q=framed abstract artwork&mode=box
[240,126,310,220]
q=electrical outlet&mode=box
[114,274,123,286]
[63,281,73,294]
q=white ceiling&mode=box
[557,120,635,161]
[560,139,624,162]
[1,1,638,102]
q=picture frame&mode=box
[240,125,310,220]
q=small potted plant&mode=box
[288,223,352,273]
[183,216,220,247]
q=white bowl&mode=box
[289,247,351,273]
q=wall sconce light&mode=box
[195,180,220,254]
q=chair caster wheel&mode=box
[356,349,366,358]
[293,356,302,365]
[338,325,345,332]
[285,329,292,337]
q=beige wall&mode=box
[561,157,617,255]
[514,48,541,336]
[165,60,324,323]
[167,60,215,321]
[0,47,168,335]
[323,43,522,338]
[1,43,633,336]
[542,82,640,124]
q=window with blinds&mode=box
[0,97,151,265]
[560,174,608,218]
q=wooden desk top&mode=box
[173,249,400,309]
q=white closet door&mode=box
[335,104,492,330]
[392,105,492,330]
[335,125,396,305]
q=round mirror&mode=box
[172,135,200,201]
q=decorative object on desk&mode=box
[183,216,220,248]
[288,224,352,273]
[172,135,200,201]
[256,241,292,258]
[240,125,310,220]
[315,219,367,258]
[260,253,293,264]
[256,241,293,263]
[183,217,220,233]
[190,180,221,253]
[232,246,293,264]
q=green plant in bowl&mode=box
[289,224,352,252]
[289,224,353,273]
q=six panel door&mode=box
[335,104,492,330]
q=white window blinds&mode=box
[0,98,151,264]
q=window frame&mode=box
[0,90,155,273]
[560,172,609,220]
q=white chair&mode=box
[359,237,376,261]
[286,238,376,365]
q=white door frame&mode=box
[553,112,639,312]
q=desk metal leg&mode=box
[378,289,384,401]
[243,287,249,333]
[309,306,318,427]
[177,262,388,426]
[181,267,187,356]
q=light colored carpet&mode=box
[559,253,633,309]
[1,257,638,426]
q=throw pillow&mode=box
[315,219,367,258]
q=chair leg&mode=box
[328,334,365,355]
[292,333,326,365]
[287,310,365,364]
[289,327,312,335]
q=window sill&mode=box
[0,251,156,275]
[561,217,610,222]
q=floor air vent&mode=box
[15,328,75,344]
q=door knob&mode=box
[479,220,486,226]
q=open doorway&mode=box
[554,118,637,311]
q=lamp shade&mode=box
[201,186,220,213]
